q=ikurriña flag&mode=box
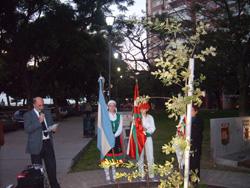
[127,80,146,160]
[97,76,115,159]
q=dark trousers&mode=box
[189,149,201,188]
[31,139,60,188]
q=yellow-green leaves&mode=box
[153,21,216,119]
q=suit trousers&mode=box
[31,139,60,188]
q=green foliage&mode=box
[71,140,100,171]
[0,0,135,102]
[152,21,216,119]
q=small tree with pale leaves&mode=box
[100,19,216,188]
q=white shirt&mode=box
[142,114,156,135]
[33,108,49,140]
[109,112,123,137]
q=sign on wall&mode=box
[210,117,250,161]
[221,123,230,145]
[242,119,250,141]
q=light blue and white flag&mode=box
[97,76,115,159]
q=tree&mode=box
[0,0,136,105]
[101,20,216,188]
[193,0,250,114]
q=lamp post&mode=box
[106,16,115,100]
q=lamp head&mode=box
[105,16,115,26]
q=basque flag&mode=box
[127,81,146,160]
[97,77,115,159]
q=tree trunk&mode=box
[215,90,223,110]
[6,94,10,106]
[239,82,248,116]
[238,57,249,116]
[75,98,79,112]
[53,97,62,121]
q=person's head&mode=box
[139,102,150,115]
[33,97,44,112]
[191,105,199,117]
[108,100,117,113]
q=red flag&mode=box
[127,81,146,160]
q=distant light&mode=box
[120,75,123,79]
[1,50,7,54]
[201,91,206,97]
[114,52,119,59]
[27,57,36,67]
[117,67,121,72]
[106,16,115,26]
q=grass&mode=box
[71,139,100,171]
[71,109,250,173]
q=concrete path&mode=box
[61,168,250,188]
[201,169,250,188]
[0,116,91,188]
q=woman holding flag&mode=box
[103,100,124,182]
[137,96,156,181]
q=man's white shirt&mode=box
[33,108,49,140]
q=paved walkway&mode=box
[201,169,250,188]
[0,116,91,188]
[61,168,250,188]
[1,116,250,188]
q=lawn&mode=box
[71,109,248,172]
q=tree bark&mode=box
[6,94,10,106]
[238,61,248,115]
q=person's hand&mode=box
[49,124,59,133]
[39,113,45,123]
[51,126,58,132]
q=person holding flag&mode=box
[97,77,116,182]
[127,81,147,160]
[102,99,124,182]
[137,96,156,181]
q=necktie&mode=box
[39,112,48,137]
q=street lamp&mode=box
[106,16,115,100]
[113,52,119,59]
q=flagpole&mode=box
[144,140,149,188]
[112,146,121,188]
[183,58,194,188]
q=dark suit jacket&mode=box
[190,115,204,177]
[24,108,54,155]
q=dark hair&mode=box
[192,104,199,112]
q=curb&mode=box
[70,137,94,171]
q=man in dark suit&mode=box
[24,97,60,188]
[190,105,204,187]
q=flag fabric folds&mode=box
[97,77,115,159]
[174,115,186,169]
[127,81,146,160]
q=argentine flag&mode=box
[97,77,115,159]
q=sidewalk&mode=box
[61,168,250,188]
[201,169,250,188]
[0,116,91,188]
